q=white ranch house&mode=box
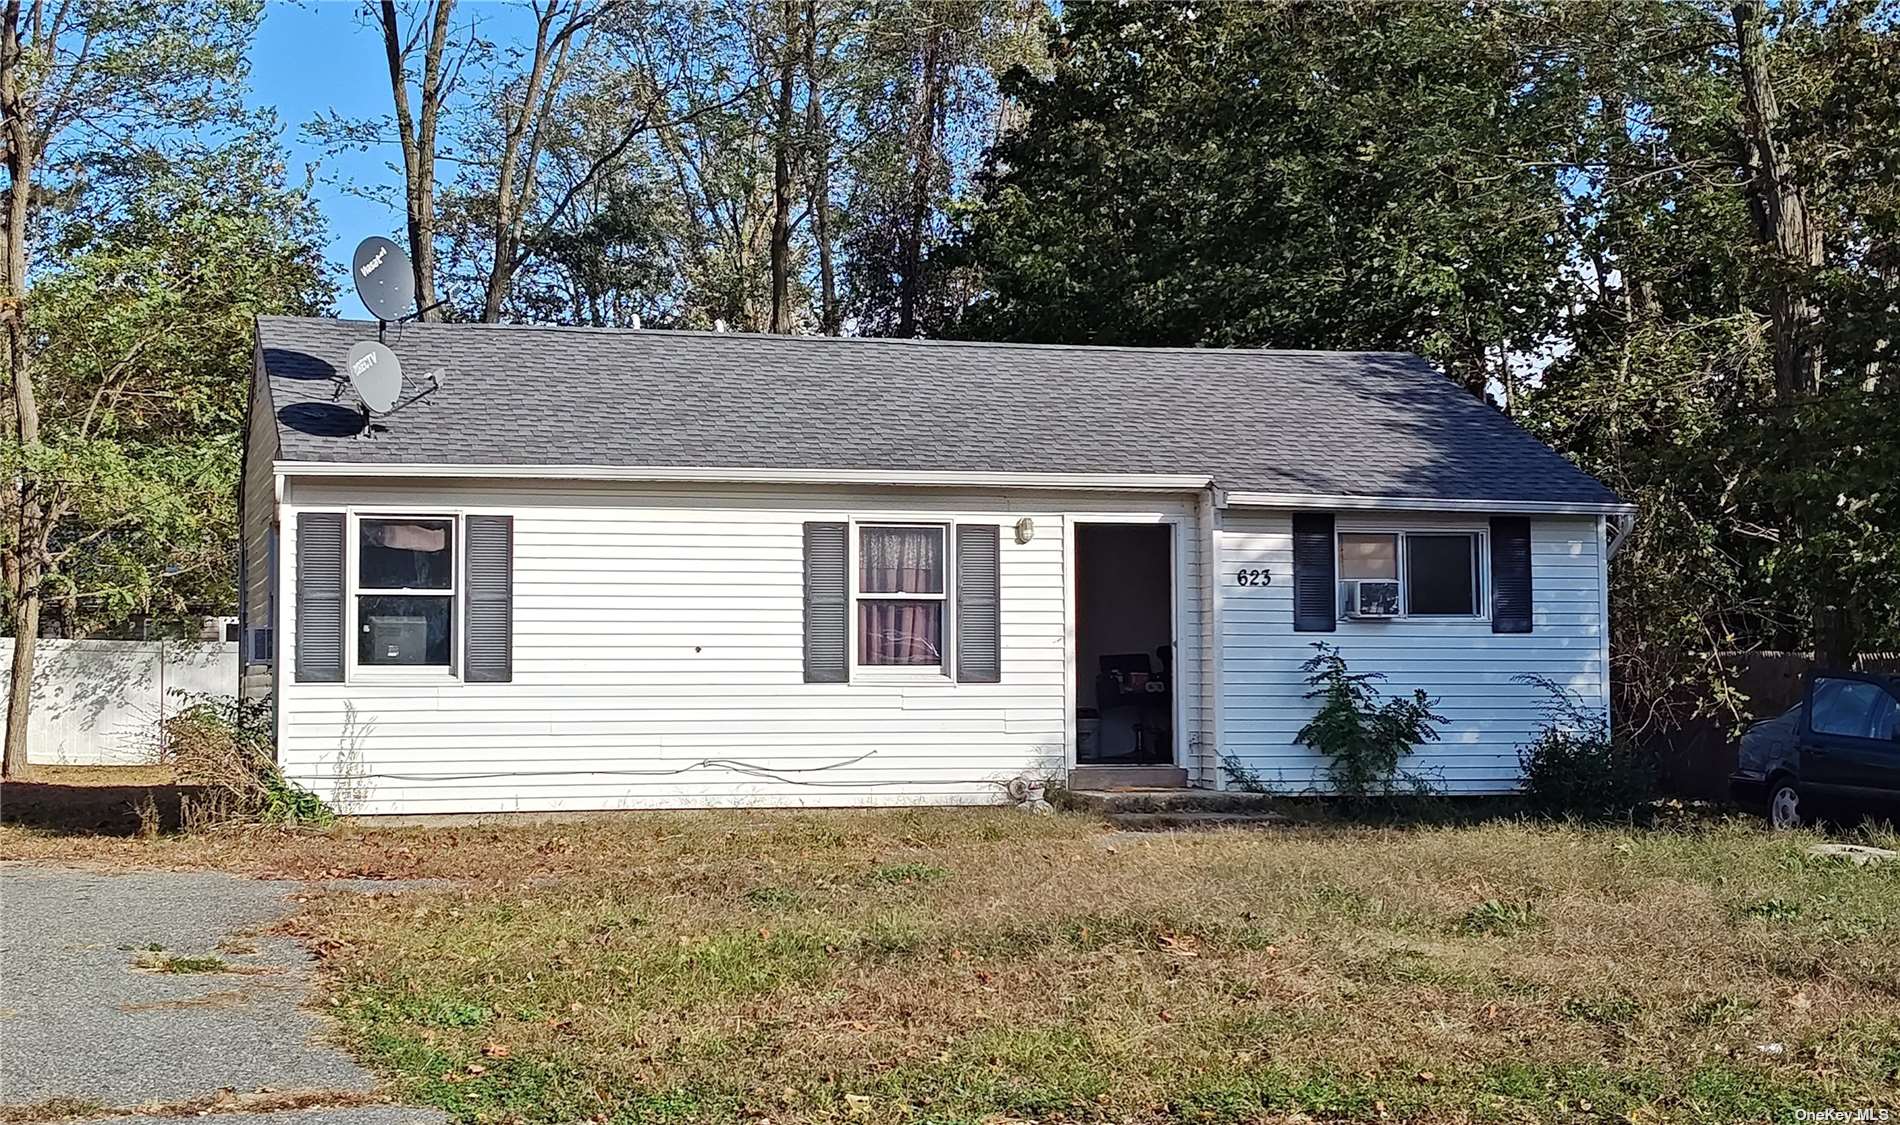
[243,317,1632,815]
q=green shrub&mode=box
[1294,643,1447,801]
[1514,675,1652,819]
[163,694,333,827]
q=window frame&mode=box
[1806,675,1900,742]
[346,511,462,681]
[1335,527,1489,622]
[848,519,954,679]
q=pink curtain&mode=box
[859,602,943,665]
[859,527,944,665]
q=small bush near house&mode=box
[1515,674,1653,820]
[162,695,333,828]
[1293,643,1448,801]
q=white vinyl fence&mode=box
[0,638,238,766]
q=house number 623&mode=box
[1235,568,1273,587]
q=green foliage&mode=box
[6,134,330,636]
[1294,643,1447,801]
[953,3,1571,386]
[1514,674,1653,820]
[955,0,1900,745]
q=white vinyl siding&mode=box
[1216,511,1606,794]
[276,479,1208,815]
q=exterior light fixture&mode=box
[1015,517,1035,545]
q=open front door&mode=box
[1074,523,1177,770]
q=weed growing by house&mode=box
[1514,673,1655,820]
[1293,643,1447,801]
[162,695,332,828]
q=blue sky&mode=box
[245,2,539,319]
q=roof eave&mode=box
[272,460,1217,493]
[1222,489,1636,518]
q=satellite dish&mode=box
[352,235,415,322]
[346,340,403,413]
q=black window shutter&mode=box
[955,524,1001,683]
[1490,516,1534,634]
[804,522,848,682]
[294,512,345,682]
[465,515,514,682]
[1291,513,1337,632]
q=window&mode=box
[356,516,455,668]
[1407,534,1479,616]
[1340,533,1397,581]
[1811,678,1899,740]
[1338,530,1482,619]
[857,524,946,668]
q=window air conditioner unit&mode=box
[1344,579,1401,619]
[368,614,430,664]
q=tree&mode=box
[951,1,1573,391]
[0,0,310,777]
[473,0,623,322]
[25,145,330,639]
[803,0,841,334]
[768,0,801,332]
[840,0,1045,338]
[376,0,464,322]
[954,0,1898,737]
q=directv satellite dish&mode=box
[352,235,415,322]
[346,340,403,413]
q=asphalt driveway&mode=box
[0,865,442,1124]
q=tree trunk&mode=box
[381,0,452,322]
[898,23,945,338]
[4,587,40,777]
[483,2,580,323]
[1733,0,1823,402]
[2,0,40,778]
[768,0,799,334]
[482,3,556,322]
[804,0,837,335]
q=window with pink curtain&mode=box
[858,525,945,667]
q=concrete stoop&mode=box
[1056,783,1290,832]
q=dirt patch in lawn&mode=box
[9,808,1900,1122]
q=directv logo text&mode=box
[351,352,380,377]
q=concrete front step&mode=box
[1067,765,1188,789]
[1057,786,1285,815]
[1106,810,1290,832]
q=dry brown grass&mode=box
[10,764,178,787]
[7,808,1898,1123]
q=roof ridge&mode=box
[258,314,1425,361]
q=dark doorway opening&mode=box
[1075,523,1175,766]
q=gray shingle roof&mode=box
[256,316,1621,507]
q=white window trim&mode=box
[1336,527,1489,622]
[848,519,955,681]
[347,510,463,682]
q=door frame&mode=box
[1065,514,1185,772]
